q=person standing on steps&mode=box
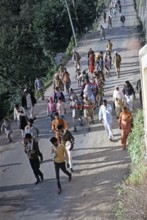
[50,137,72,195]
[106,40,113,54]
[119,106,133,150]
[24,133,44,185]
[99,99,113,141]
[34,75,44,100]
[113,51,121,77]
[100,25,105,40]
[120,14,125,26]
[57,124,74,173]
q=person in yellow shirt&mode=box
[50,137,72,194]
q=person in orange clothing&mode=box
[52,112,68,140]
[88,53,95,75]
[119,106,133,150]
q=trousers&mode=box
[29,158,43,180]
[54,162,71,189]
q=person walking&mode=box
[50,137,72,194]
[57,124,74,172]
[119,106,133,149]
[1,117,13,143]
[53,74,64,92]
[24,133,44,184]
[103,10,107,23]
[21,88,36,119]
[100,25,105,40]
[120,14,125,26]
[83,94,94,131]
[54,87,65,103]
[122,81,135,112]
[14,104,28,137]
[63,70,71,93]
[34,75,44,100]
[24,118,40,142]
[108,15,112,30]
[113,51,121,77]
[70,96,83,131]
[52,112,68,140]
[47,97,56,121]
[113,86,124,118]
[99,99,113,141]
[56,97,66,119]
[106,40,113,54]
[72,50,81,71]
[88,53,95,75]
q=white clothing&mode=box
[24,125,39,141]
[65,141,73,169]
[99,104,113,139]
[125,94,133,111]
[113,89,124,100]
[14,107,26,121]
[56,102,65,116]
[83,84,95,102]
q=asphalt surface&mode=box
[0,0,142,219]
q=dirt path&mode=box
[0,0,141,219]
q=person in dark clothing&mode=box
[24,133,43,185]
[50,137,72,194]
[122,81,135,111]
[136,79,142,106]
[54,87,65,103]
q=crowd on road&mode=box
[1,0,141,195]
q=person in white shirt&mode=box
[24,119,39,142]
[113,86,124,118]
[99,99,113,141]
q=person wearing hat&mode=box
[50,137,72,194]
[113,51,121,78]
[24,133,44,185]
[57,124,74,172]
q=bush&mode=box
[128,110,145,164]
[115,110,147,220]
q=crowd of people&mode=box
[0,0,140,194]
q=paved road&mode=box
[0,0,141,219]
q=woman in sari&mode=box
[88,53,95,75]
[119,106,133,149]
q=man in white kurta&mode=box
[99,99,113,140]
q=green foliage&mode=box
[128,110,145,164]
